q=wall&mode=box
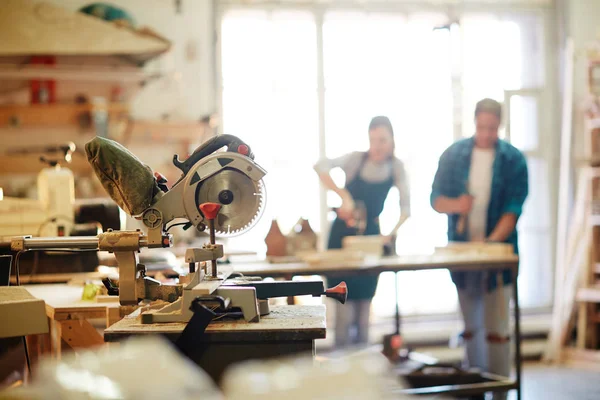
[0,0,217,198]
[56,0,216,120]
[560,0,600,162]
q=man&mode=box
[430,98,528,400]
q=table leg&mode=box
[60,320,104,350]
[394,272,400,335]
[513,269,522,400]
[49,318,62,360]
[284,274,296,305]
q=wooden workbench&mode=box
[104,305,326,384]
[229,253,523,400]
[24,284,119,358]
[229,253,519,277]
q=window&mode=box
[219,6,553,315]
[220,10,320,253]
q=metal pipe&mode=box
[208,219,218,277]
[22,236,99,250]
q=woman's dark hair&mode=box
[369,116,394,135]
[474,98,502,120]
[368,115,395,155]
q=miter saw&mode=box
[4,134,347,325]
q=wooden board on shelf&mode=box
[435,241,514,256]
[0,152,92,174]
[576,286,600,303]
[1,0,170,60]
[0,63,152,83]
[0,103,128,128]
[0,286,49,338]
[125,119,212,144]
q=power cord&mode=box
[13,251,31,376]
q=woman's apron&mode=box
[327,153,394,300]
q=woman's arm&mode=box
[387,160,411,236]
[315,171,354,210]
[313,153,358,219]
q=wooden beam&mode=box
[547,38,575,362]
[0,103,128,128]
[0,153,92,174]
[59,319,104,350]
[0,63,153,83]
[576,286,600,303]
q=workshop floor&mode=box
[511,363,600,400]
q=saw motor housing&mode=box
[142,151,266,247]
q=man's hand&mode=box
[455,194,474,214]
[382,235,395,244]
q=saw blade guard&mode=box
[176,151,267,238]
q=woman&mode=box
[314,116,411,348]
[430,99,528,400]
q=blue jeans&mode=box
[334,299,371,348]
[457,271,511,400]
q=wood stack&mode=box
[545,52,600,364]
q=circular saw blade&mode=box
[196,169,265,236]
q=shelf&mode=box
[0,103,128,128]
[0,63,156,83]
[576,286,600,303]
[0,152,92,174]
[126,119,211,143]
[589,215,600,226]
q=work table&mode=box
[229,253,519,277]
[104,305,326,384]
[104,304,326,342]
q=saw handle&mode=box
[172,134,254,175]
[325,282,348,304]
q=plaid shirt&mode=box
[430,137,529,291]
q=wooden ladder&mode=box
[573,169,600,352]
[546,167,598,363]
[559,167,600,367]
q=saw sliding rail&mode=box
[5,231,173,306]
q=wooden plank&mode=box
[576,303,588,349]
[555,37,575,321]
[546,167,590,361]
[230,253,519,278]
[0,153,92,174]
[0,103,128,128]
[576,286,600,302]
[10,272,108,285]
[1,0,170,57]
[548,38,575,362]
[59,319,104,350]
[0,63,150,83]
[104,305,326,342]
[24,284,119,321]
[127,119,211,143]
[0,287,48,338]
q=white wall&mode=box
[55,0,216,120]
[561,0,600,162]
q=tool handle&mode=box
[456,214,467,235]
[172,134,253,174]
[199,202,222,220]
[325,282,348,304]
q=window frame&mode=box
[215,1,558,314]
